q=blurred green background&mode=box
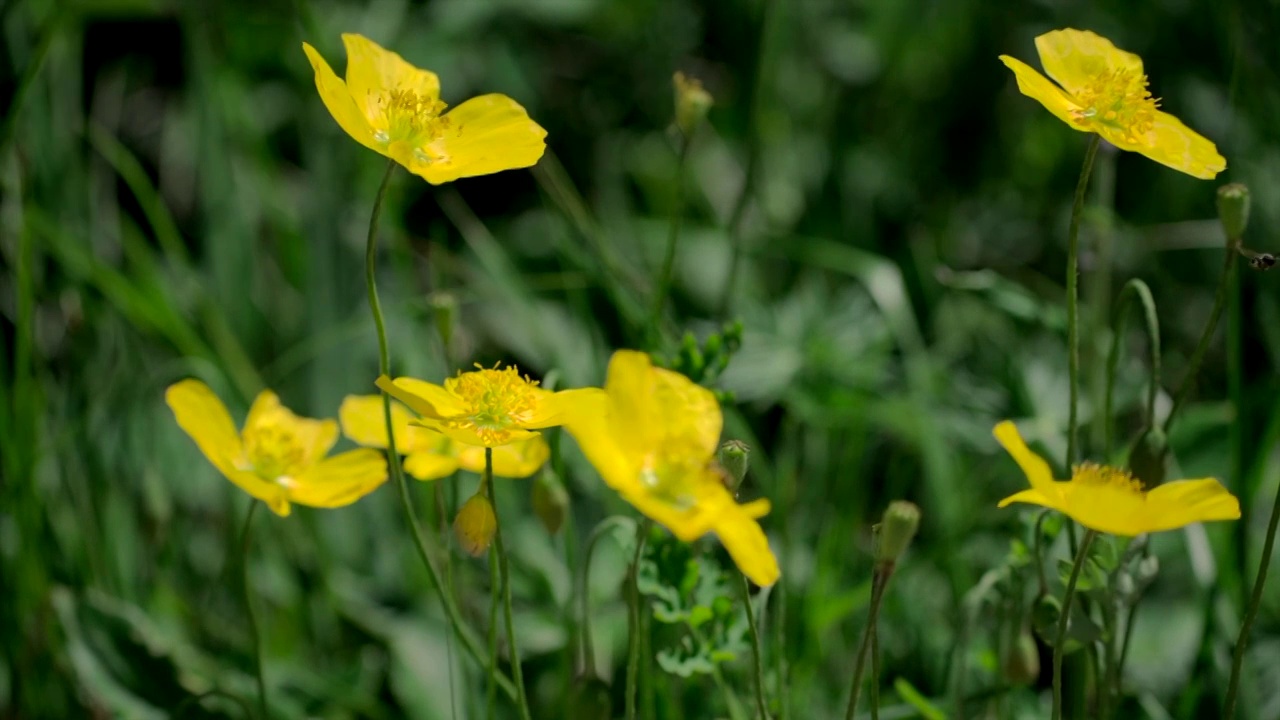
[5,0,1280,717]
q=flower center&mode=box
[1070,69,1160,144]
[445,365,540,445]
[242,421,306,482]
[1071,462,1145,495]
[373,88,451,154]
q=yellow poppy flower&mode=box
[165,379,388,516]
[993,421,1240,535]
[559,350,780,587]
[301,34,547,184]
[339,394,550,479]
[1000,28,1225,179]
[374,364,588,449]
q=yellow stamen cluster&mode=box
[242,421,306,482]
[1071,462,1144,494]
[445,364,540,445]
[1070,69,1160,144]
[374,88,451,152]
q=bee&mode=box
[1237,246,1276,271]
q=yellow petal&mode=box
[404,450,460,481]
[409,94,548,184]
[996,487,1059,510]
[244,389,282,431]
[339,394,433,452]
[999,55,1085,130]
[341,33,440,121]
[1136,111,1227,180]
[1033,28,1142,96]
[1059,482,1151,536]
[714,503,780,587]
[245,391,338,466]
[301,42,381,153]
[604,350,661,459]
[165,379,245,478]
[524,387,603,429]
[376,375,469,419]
[1143,478,1241,532]
[992,421,1059,496]
[288,449,388,508]
[165,380,291,513]
[623,481,725,542]
[559,389,638,493]
[653,365,722,460]
[457,436,551,478]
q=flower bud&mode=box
[875,501,920,565]
[430,291,458,352]
[1001,629,1040,685]
[673,71,712,138]
[453,492,496,557]
[717,440,750,492]
[531,469,570,535]
[1217,183,1250,240]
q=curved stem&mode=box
[648,135,692,345]
[1053,529,1097,720]
[579,516,634,675]
[843,567,889,720]
[363,158,517,701]
[1165,239,1239,434]
[1066,135,1101,470]
[488,447,533,720]
[1103,279,1162,459]
[740,573,770,719]
[625,520,651,720]
[239,500,268,720]
[1224,469,1280,717]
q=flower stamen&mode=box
[1071,462,1145,494]
[444,364,540,445]
[1070,69,1160,144]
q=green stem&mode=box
[1053,529,1097,720]
[626,520,651,720]
[363,158,517,701]
[1103,280,1161,459]
[239,500,268,720]
[843,566,889,720]
[740,573,770,719]
[1165,239,1239,434]
[487,447,533,720]
[486,525,501,720]
[648,135,692,345]
[1066,136,1101,470]
[1223,464,1280,717]
[579,516,633,676]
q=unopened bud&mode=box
[531,469,570,535]
[1001,629,1040,685]
[1217,183,1250,240]
[875,501,920,565]
[453,492,496,557]
[717,440,750,492]
[430,292,458,352]
[673,71,713,138]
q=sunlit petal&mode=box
[301,42,380,152]
[999,55,1084,129]
[288,449,388,508]
[1033,28,1142,96]
[409,94,547,184]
